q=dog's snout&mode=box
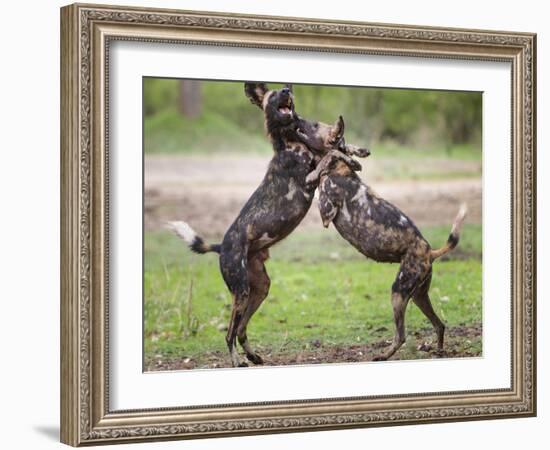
[281,87,290,95]
[359,148,371,157]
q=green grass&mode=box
[144,108,272,155]
[144,225,482,362]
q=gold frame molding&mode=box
[60,2,536,446]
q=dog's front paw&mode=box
[345,144,371,158]
[348,158,362,172]
[355,147,371,158]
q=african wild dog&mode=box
[169,83,366,367]
[302,120,467,361]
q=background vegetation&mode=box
[144,78,482,157]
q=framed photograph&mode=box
[60,3,536,446]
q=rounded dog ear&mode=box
[244,82,269,108]
[331,115,345,141]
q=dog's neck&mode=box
[268,123,300,153]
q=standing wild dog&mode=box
[300,119,467,361]
[170,83,367,367]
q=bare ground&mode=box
[145,324,482,371]
[144,155,482,236]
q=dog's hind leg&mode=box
[373,252,429,361]
[373,290,409,361]
[226,294,249,367]
[237,249,271,365]
[412,272,446,352]
[221,249,251,367]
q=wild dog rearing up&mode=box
[303,122,467,361]
[170,83,364,367]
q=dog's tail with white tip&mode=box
[430,204,467,261]
[167,221,221,254]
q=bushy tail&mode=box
[167,221,221,254]
[430,204,467,261]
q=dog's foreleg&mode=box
[305,164,324,187]
[306,150,338,186]
[335,150,362,172]
[318,190,339,228]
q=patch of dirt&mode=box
[145,324,482,371]
[144,155,481,236]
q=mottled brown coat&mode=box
[306,139,466,360]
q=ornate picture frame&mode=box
[60,3,536,446]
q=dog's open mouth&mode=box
[278,97,293,116]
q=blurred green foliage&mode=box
[143,78,481,155]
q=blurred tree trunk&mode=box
[179,80,202,118]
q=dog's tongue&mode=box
[279,106,291,114]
